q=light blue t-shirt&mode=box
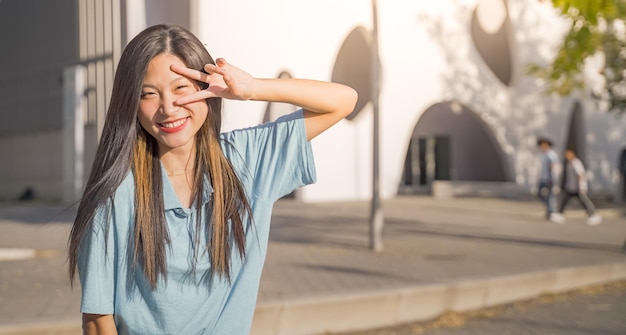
[78,110,316,334]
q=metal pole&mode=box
[369,0,384,252]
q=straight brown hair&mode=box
[68,24,252,288]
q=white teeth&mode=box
[161,118,186,128]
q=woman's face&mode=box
[138,53,209,154]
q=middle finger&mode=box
[170,64,210,84]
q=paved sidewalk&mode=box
[0,196,625,335]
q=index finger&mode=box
[175,90,214,106]
[170,64,210,83]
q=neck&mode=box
[159,143,196,176]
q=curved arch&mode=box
[331,26,381,121]
[470,0,514,86]
[263,71,298,123]
[401,102,512,189]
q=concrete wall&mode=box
[0,0,79,200]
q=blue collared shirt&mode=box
[540,149,559,183]
[78,110,316,334]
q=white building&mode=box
[1,0,624,202]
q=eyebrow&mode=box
[142,76,189,88]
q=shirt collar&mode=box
[160,164,214,211]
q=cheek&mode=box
[192,102,210,123]
[137,103,156,131]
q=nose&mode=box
[160,92,179,116]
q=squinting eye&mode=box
[140,92,156,98]
[176,85,188,90]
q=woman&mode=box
[68,24,357,334]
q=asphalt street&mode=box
[336,280,626,335]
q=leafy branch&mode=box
[528,0,626,114]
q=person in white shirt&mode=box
[558,149,602,225]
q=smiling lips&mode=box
[158,117,189,133]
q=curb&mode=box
[250,261,626,335]
[1,262,625,335]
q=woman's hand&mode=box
[171,58,255,104]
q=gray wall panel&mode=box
[0,0,79,135]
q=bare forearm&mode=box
[83,314,117,335]
[250,78,357,140]
[250,78,357,116]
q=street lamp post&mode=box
[369,0,384,252]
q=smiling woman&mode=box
[67,24,356,335]
[138,53,209,154]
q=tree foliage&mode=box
[528,0,626,114]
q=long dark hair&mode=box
[69,24,252,288]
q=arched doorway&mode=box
[400,102,511,193]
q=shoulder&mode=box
[547,150,558,161]
[219,110,306,161]
[220,110,305,141]
[572,158,585,170]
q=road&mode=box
[337,280,626,335]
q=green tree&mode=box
[528,0,626,113]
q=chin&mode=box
[157,138,194,151]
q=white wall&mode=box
[193,0,374,201]
[151,0,626,202]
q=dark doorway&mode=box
[434,136,452,180]
[401,135,451,190]
[400,102,510,193]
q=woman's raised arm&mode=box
[172,58,357,140]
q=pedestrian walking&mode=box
[67,24,357,335]
[537,137,565,223]
[558,149,602,225]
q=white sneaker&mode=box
[587,215,602,226]
[549,213,566,224]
